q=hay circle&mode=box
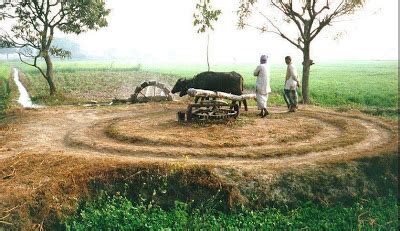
[64,106,397,167]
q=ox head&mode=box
[171,78,189,97]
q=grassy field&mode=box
[143,61,398,109]
[0,63,11,119]
[10,60,398,112]
[11,61,177,104]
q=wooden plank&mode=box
[187,88,256,101]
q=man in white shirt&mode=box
[284,56,300,112]
[253,54,271,117]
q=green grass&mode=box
[9,61,177,104]
[142,61,398,110]
[8,60,398,111]
[13,60,141,75]
[64,193,398,230]
[0,63,11,119]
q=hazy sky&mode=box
[63,0,397,64]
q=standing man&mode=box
[284,56,300,112]
[253,54,271,118]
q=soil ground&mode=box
[1,102,397,168]
[0,101,397,228]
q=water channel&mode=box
[13,68,42,108]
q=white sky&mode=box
[61,0,397,64]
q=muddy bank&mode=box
[0,152,397,229]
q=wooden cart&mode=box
[184,88,256,121]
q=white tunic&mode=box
[253,64,271,95]
[285,64,299,90]
[253,64,271,109]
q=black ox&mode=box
[171,71,248,111]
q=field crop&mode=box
[0,63,11,119]
[143,61,398,110]
[12,60,398,113]
[65,193,398,230]
[13,62,177,104]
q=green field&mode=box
[66,193,398,230]
[143,61,399,109]
[0,63,11,119]
[12,60,398,112]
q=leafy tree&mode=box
[0,0,110,95]
[193,0,222,72]
[237,0,365,103]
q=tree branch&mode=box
[49,7,62,25]
[0,32,35,49]
[27,13,43,35]
[314,0,330,17]
[254,7,303,50]
[53,3,66,26]
[18,52,46,79]
[0,11,17,19]
[29,1,45,24]
[286,0,306,23]
[309,0,354,41]
[270,1,305,40]
[49,0,60,7]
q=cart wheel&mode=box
[130,81,173,103]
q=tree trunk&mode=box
[44,54,56,96]
[301,43,311,104]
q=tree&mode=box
[0,0,110,95]
[237,0,365,103]
[193,0,221,72]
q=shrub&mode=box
[65,193,398,230]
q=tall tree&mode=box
[0,0,110,95]
[237,0,365,103]
[193,0,221,72]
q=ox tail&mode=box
[241,76,244,93]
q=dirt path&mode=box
[1,102,397,173]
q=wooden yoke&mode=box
[187,88,255,102]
